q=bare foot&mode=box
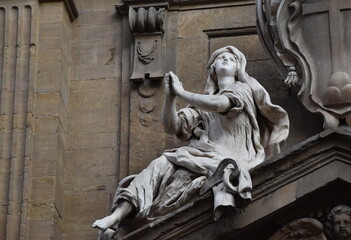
[92,216,118,230]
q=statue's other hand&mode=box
[164,72,176,98]
[169,71,184,96]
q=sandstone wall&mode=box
[64,0,121,239]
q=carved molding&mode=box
[38,0,79,21]
[116,0,255,14]
[204,26,257,38]
[0,4,35,239]
[256,0,351,128]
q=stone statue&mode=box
[268,205,351,240]
[268,218,327,240]
[327,205,351,240]
[92,46,289,239]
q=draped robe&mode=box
[113,81,269,221]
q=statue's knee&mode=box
[152,156,169,166]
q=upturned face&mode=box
[213,52,238,78]
[333,213,351,240]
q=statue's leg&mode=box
[93,155,175,231]
[117,155,175,213]
[92,201,133,230]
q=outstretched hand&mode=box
[164,71,184,98]
[169,71,184,96]
[164,72,175,98]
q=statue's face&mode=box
[214,52,237,78]
[333,213,351,240]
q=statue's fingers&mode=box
[169,71,178,81]
[164,73,170,81]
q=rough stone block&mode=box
[32,161,55,177]
[59,97,68,131]
[28,219,54,240]
[60,60,70,105]
[64,174,106,193]
[64,219,98,235]
[38,48,63,63]
[34,92,61,118]
[74,10,118,26]
[36,62,62,92]
[32,134,58,162]
[29,203,55,220]
[64,191,108,221]
[70,65,116,81]
[210,35,268,61]
[69,79,117,110]
[38,37,62,49]
[67,132,117,151]
[65,148,117,183]
[73,24,117,42]
[31,177,55,202]
[177,36,208,95]
[62,234,96,240]
[34,118,59,134]
[39,22,63,39]
[0,90,15,115]
[71,40,116,66]
[39,2,64,23]
[68,108,117,134]
[55,177,64,218]
[0,115,12,130]
[178,6,256,38]
[75,0,117,11]
[13,113,27,130]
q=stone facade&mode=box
[0,0,347,240]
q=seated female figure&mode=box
[92,46,289,238]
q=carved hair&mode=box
[326,205,351,239]
[204,46,289,160]
[204,46,247,95]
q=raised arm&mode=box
[162,73,182,134]
[169,72,232,113]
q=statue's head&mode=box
[327,205,351,240]
[204,46,248,95]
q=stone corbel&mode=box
[127,6,166,81]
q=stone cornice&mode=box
[116,0,254,15]
[38,0,79,22]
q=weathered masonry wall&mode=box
[0,0,73,239]
[64,0,121,239]
[30,2,71,239]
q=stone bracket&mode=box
[127,6,166,81]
